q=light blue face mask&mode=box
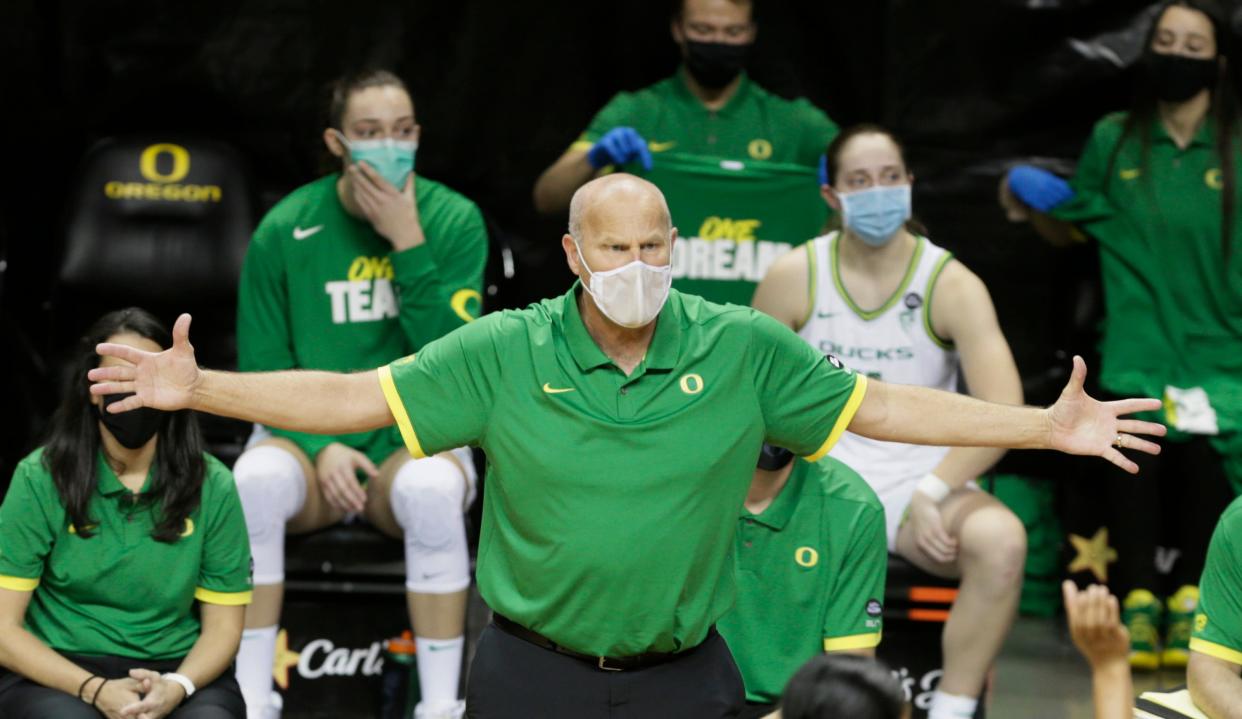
[335,130,418,190]
[838,184,912,247]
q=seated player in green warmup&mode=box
[719,444,886,719]
[0,308,252,719]
[533,0,838,304]
[1002,0,1242,670]
[231,70,487,719]
[1188,495,1242,717]
[89,175,1167,719]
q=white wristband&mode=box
[161,672,196,698]
[915,473,952,503]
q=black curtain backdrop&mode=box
[0,0,1231,468]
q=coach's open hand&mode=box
[1046,355,1165,474]
[89,314,201,412]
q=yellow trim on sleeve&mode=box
[823,632,882,652]
[378,365,427,459]
[569,140,594,153]
[1190,637,1242,666]
[194,587,253,605]
[0,575,39,591]
[804,374,869,462]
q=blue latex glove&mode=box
[817,153,829,186]
[1007,165,1075,212]
[587,127,653,171]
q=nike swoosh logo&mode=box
[816,311,835,319]
[293,225,324,240]
[1119,168,1140,181]
[542,383,575,394]
[648,141,676,152]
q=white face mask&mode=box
[574,239,673,328]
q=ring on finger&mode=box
[1115,434,1124,448]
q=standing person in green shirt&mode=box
[89,174,1166,719]
[1189,495,1242,717]
[1002,0,1242,671]
[718,446,887,718]
[0,308,252,719]
[232,69,486,719]
[533,0,838,304]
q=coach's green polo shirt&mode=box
[1191,495,1242,666]
[378,284,867,657]
[1052,112,1242,439]
[0,449,252,659]
[718,456,886,703]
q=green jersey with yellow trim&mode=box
[718,456,886,703]
[238,172,487,464]
[1052,112,1242,440]
[573,69,837,305]
[377,285,865,657]
[1191,495,1242,666]
[0,449,252,660]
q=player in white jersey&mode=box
[753,125,1027,719]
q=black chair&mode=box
[53,135,257,463]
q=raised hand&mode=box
[1064,581,1130,669]
[1046,356,1166,473]
[88,313,201,413]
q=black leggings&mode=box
[0,653,244,719]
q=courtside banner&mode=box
[631,152,828,306]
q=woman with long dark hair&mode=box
[1002,0,1242,671]
[0,308,251,718]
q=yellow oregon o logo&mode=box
[181,518,195,538]
[1205,168,1224,190]
[139,143,191,184]
[679,373,704,394]
[748,139,773,160]
[1195,614,1208,632]
[450,288,483,322]
[795,546,819,567]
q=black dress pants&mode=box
[466,622,745,718]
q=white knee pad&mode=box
[233,445,307,585]
[390,455,472,594]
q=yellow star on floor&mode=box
[1068,527,1118,583]
[272,628,300,690]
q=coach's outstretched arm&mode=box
[847,355,1166,474]
[88,314,394,433]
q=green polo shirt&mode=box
[718,456,886,703]
[573,69,838,305]
[1191,495,1242,666]
[575,70,836,166]
[377,284,867,657]
[0,449,252,660]
[1051,112,1242,438]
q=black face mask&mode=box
[684,40,751,90]
[1145,52,1217,103]
[95,392,163,449]
[757,443,794,472]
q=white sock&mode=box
[236,625,278,718]
[928,690,978,719]
[414,635,464,709]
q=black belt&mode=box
[492,613,710,672]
